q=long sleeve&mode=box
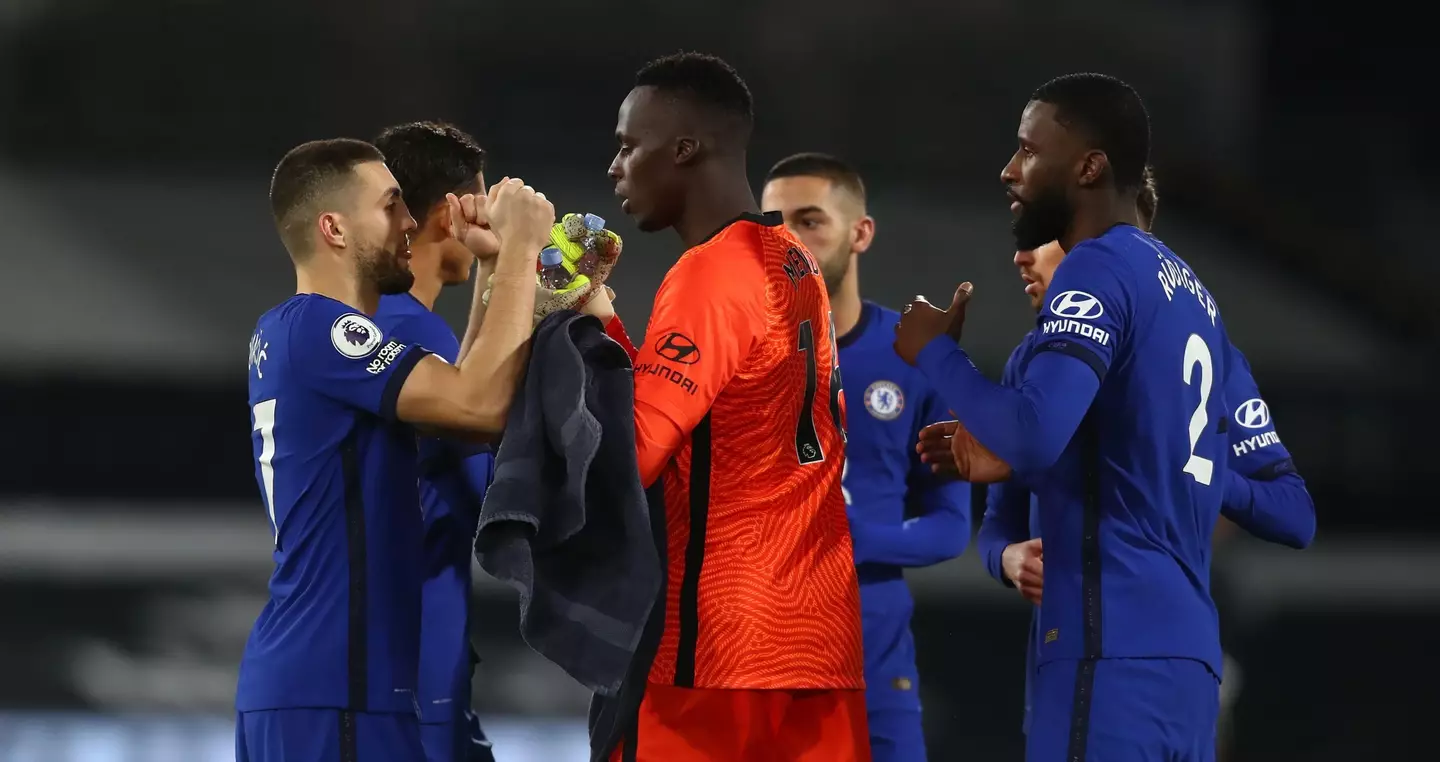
[614,244,768,488]
[1221,467,1315,549]
[603,316,686,487]
[848,381,972,567]
[848,489,970,567]
[915,341,1101,474]
[977,481,1033,585]
[912,242,1131,475]
[1220,342,1315,549]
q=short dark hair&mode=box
[1031,73,1150,190]
[269,138,384,258]
[636,52,753,141]
[1137,164,1158,230]
[374,121,485,226]
[765,152,867,205]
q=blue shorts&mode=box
[236,708,425,762]
[867,707,927,762]
[420,710,495,762]
[1026,658,1219,762]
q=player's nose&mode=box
[607,154,624,181]
[1014,249,1033,267]
[1000,153,1021,186]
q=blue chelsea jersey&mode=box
[1025,224,1233,677]
[373,293,495,724]
[239,293,430,713]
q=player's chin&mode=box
[634,210,669,233]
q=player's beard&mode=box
[818,245,851,296]
[1012,186,1072,252]
[359,241,415,296]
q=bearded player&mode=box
[240,139,552,761]
[763,152,970,762]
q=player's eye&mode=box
[799,218,823,230]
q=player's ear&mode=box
[1078,150,1108,188]
[432,200,456,239]
[674,136,700,166]
[318,212,346,249]
[851,214,876,256]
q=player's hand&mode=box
[1002,538,1044,605]
[917,420,961,478]
[893,283,973,365]
[487,177,555,254]
[949,421,1013,483]
[444,192,501,260]
[578,286,617,326]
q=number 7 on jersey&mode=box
[252,399,279,544]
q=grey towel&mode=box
[474,310,660,697]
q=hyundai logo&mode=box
[654,332,700,365]
[1048,290,1104,320]
[1234,398,1270,429]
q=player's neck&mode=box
[295,265,380,315]
[675,165,759,249]
[1061,192,1142,251]
[830,268,864,338]
[406,244,446,311]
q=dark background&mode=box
[0,1,1433,760]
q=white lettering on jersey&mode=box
[1233,431,1282,457]
[1136,233,1218,326]
[366,340,406,375]
[1042,319,1111,346]
[248,331,268,379]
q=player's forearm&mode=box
[452,255,536,429]
[915,338,1097,474]
[1221,469,1316,549]
[456,258,498,366]
[634,399,684,488]
[850,507,969,568]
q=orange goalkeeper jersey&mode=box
[609,211,864,691]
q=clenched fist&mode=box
[486,177,555,255]
[1002,538,1044,605]
[444,191,501,260]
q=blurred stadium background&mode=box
[0,1,1435,759]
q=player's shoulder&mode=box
[683,211,782,262]
[1064,225,1151,274]
[374,293,427,324]
[1004,330,1039,374]
[667,212,775,289]
[374,295,458,362]
[868,301,903,328]
[276,293,390,361]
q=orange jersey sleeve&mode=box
[634,212,864,692]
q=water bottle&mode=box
[537,247,571,290]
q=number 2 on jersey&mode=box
[1181,333,1214,486]
[795,318,846,465]
[251,399,279,544]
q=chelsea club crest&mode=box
[863,380,904,421]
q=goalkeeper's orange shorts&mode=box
[608,683,870,762]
